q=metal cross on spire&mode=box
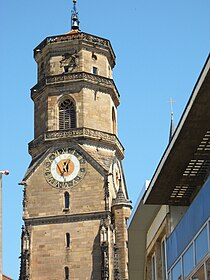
[169,97,175,118]
[169,97,176,142]
[71,0,80,31]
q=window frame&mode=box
[92,67,98,75]
[168,219,210,280]
[59,98,76,130]
[161,236,168,280]
[152,253,157,280]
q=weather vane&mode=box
[71,0,80,31]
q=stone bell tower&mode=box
[19,1,131,279]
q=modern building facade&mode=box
[19,2,131,279]
[128,54,210,280]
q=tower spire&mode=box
[169,97,175,142]
[71,0,80,31]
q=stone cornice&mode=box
[31,72,120,107]
[28,127,124,159]
[34,31,116,67]
[24,211,111,226]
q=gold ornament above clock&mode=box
[44,148,86,189]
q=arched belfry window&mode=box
[64,192,70,209]
[59,99,76,130]
[64,266,69,280]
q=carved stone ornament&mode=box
[60,52,79,72]
[25,211,111,227]
[100,220,109,280]
[19,226,30,280]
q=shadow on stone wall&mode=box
[91,229,101,280]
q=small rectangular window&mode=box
[64,66,69,73]
[93,67,98,75]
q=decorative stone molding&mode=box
[25,211,111,227]
[29,127,124,159]
[113,245,120,280]
[104,179,110,211]
[100,220,109,280]
[31,71,120,106]
[47,72,114,86]
[29,134,44,148]
[34,32,116,63]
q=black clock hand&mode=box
[63,159,71,173]
[54,159,63,175]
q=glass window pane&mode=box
[183,244,194,278]
[195,226,208,265]
[171,259,182,280]
[192,264,205,280]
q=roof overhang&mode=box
[144,54,210,206]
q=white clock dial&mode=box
[51,153,80,182]
[44,148,86,189]
[113,161,121,191]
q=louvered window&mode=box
[59,99,76,130]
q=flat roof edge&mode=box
[143,53,210,205]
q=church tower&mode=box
[19,1,131,279]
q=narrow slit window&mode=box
[112,107,116,134]
[64,192,70,209]
[66,233,70,248]
[59,99,76,130]
[65,266,69,280]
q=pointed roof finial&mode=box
[169,97,175,142]
[112,179,132,208]
[71,0,80,31]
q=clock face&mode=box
[44,148,86,189]
[112,160,121,191]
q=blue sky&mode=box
[0,0,210,278]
